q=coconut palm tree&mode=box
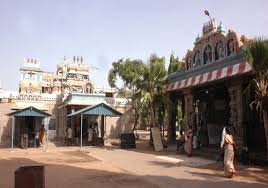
[140,55,167,127]
[244,38,268,155]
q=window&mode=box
[68,74,74,79]
[106,92,113,97]
[48,117,56,130]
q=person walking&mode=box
[20,127,28,149]
[39,125,46,147]
[67,127,72,146]
[218,125,227,162]
[176,130,185,152]
[35,130,39,148]
[224,127,237,178]
[220,126,227,149]
[87,125,93,145]
[184,126,193,157]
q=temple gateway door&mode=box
[192,84,230,147]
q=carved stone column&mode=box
[167,92,178,144]
[183,89,194,128]
[228,80,244,150]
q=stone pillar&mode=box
[58,108,62,138]
[11,116,15,149]
[60,108,63,138]
[101,115,105,139]
[63,107,67,138]
[167,92,178,144]
[228,80,243,150]
[58,106,67,139]
[183,89,194,128]
[60,109,63,138]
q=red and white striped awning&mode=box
[166,62,252,91]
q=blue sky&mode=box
[0,0,268,90]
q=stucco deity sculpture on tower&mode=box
[205,45,212,63]
[228,38,236,56]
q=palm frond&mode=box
[244,38,268,114]
[244,37,268,73]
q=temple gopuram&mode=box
[0,56,131,148]
[18,56,93,99]
[166,19,266,158]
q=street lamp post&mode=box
[204,10,212,20]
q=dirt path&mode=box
[1,147,267,188]
[0,148,157,188]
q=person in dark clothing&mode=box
[177,130,185,152]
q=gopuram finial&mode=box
[80,56,83,63]
[63,56,67,64]
[76,56,79,63]
[73,56,76,63]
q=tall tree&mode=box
[140,54,167,127]
[244,38,268,155]
[108,55,168,143]
[168,52,185,74]
[108,58,146,132]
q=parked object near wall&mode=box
[15,166,45,188]
[120,133,136,149]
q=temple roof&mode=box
[67,103,122,117]
[9,106,51,117]
[166,53,252,91]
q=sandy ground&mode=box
[86,145,268,188]
[0,147,157,188]
[0,140,268,188]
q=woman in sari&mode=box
[184,126,193,157]
[224,127,237,178]
[39,125,46,146]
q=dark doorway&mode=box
[193,83,230,147]
[25,116,35,140]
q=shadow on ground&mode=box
[0,153,267,188]
[190,162,268,185]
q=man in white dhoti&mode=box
[88,125,93,145]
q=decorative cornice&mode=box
[167,53,245,83]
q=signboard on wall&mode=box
[151,127,164,152]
